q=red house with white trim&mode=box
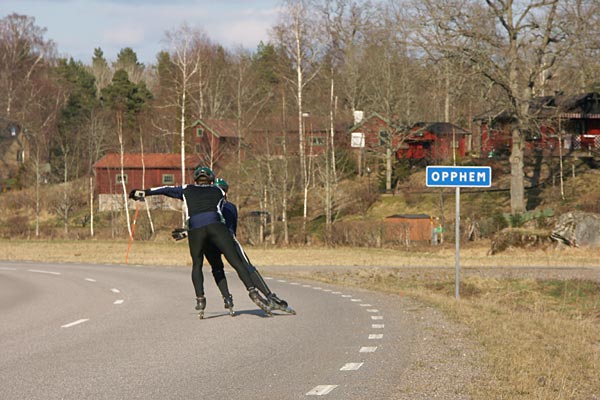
[93,153,202,211]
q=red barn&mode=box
[93,153,202,211]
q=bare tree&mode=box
[414,0,567,214]
[273,0,323,243]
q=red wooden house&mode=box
[248,115,350,157]
[474,92,600,157]
[396,122,470,162]
[348,112,400,150]
[93,153,202,211]
[192,119,241,166]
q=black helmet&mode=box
[193,165,215,183]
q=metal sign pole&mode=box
[425,165,491,301]
[455,186,460,300]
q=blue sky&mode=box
[1,0,281,65]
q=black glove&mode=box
[129,189,146,201]
[171,228,188,241]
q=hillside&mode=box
[1,155,600,244]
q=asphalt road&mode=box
[0,261,419,400]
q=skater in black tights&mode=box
[205,178,295,314]
[129,166,272,317]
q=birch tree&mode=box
[273,0,322,243]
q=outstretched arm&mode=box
[129,185,185,200]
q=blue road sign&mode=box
[426,166,492,188]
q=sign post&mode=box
[426,166,492,299]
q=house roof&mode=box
[192,119,239,138]
[93,153,202,169]
[411,122,470,136]
[386,214,431,219]
[348,112,391,132]
[474,92,600,121]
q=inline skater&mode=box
[207,177,295,315]
[129,166,272,318]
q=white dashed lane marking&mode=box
[340,362,363,371]
[306,385,338,396]
[360,346,378,353]
[84,278,96,282]
[110,288,121,293]
[28,269,61,275]
[61,319,89,328]
[113,299,124,305]
[273,279,386,398]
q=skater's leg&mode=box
[232,236,272,297]
[207,224,271,315]
[188,228,207,299]
[205,242,231,298]
[233,236,293,313]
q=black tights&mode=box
[188,223,254,298]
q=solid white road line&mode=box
[340,362,363,371]
[371,316,384,320]
[113,299,124,305]
[372,324,385,329]
[84,278,96,282]
[306,385,338,396]
[368,334,384,339]
[110,288,121,293]
[360,346,378,353]
[28,269,61,275]
[61,319,89,328]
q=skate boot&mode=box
[195,296,206,319]
[248,288,272,316]
[223,294,235,317]
[268,293,297,315]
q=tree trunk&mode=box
[117,111,132,237]
[509,126,525,214]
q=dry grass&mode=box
[2,238,600,268]
[1,239,599,399]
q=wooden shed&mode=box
[384,214,433,243]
